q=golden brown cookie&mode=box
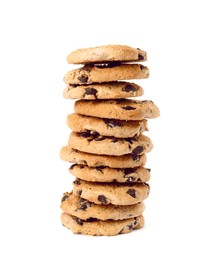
[69,165,150,183]
[60,146,147,168]
[64,64,149,85]
[73,179,150,206]
[61,212,144,236]
[74,99,160,120]
[66,45,147,64]
[67,113,148,138]
[61,192,145,220]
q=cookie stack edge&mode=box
[60,45,159,236]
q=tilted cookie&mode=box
[61,212,144,236]
[67,45,147,64]
[63,63,149,85]
[67,113,148,138]
[68,132,153,156]
[61,192,145,220]
[60,146,147,168]
[73,179,150,206]
[75,99,160,120]
[69,164,151,183]
[63,81,143,99]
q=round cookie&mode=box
[69,165,151,183]
[63,81,143,99]
[60,146,147,168]
[67,113,148,138]
[66,45,147,64]
[61,192,145,220]
[63,63,149,85]
[74,99,160,120]
[68,132,152,156]
[73,179,150,206]
[61,212,144,236]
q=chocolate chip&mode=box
[74,178,81,185]
[69,164,76,170]
[86,218,97,222]
[124,168,135,175]
[103,119,123,128]
[95,166,106,173]
[61,194,69,203]
[125,138,134,144]
[78,131,91,138]
[122,106,136,110]
[122,84,137,92]
[98,195,108,204]
[132,153,139,161]
[132,146,144,155]
[69,84,78,88]
[84,88,98,98]
[127,189,136,198]
[77,190,82,196]
[140,65,146,70]
[74,217,84,226]
[128,224,133,230]
[138,54,144,60]
[111,139,119,143]
[78,198,92,211]
[83,65,93,72]
[78,75,88,83]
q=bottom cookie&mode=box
[61,212,144,236]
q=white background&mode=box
[0,0,222,259]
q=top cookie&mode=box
[67,45,147,64]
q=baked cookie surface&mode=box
[61,192,145,220]
[61,212,144,236]
[67,113,148,138]
[67,45,147,64]
[63,81,143,99]
[73,179,150,206]
[60,146,147,168]
[64,63,149,85]
[75,99,160,120]
[68,132,153,156]
[69,164,151,183]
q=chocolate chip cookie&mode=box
[74,99,160,120]
[64,64,149,85]
[61,212,144,236]
[73,179,150,205]
[61,192,145,220]
[67,45,147,64]
[68,132,152,156]
[67,113,148,138]
[60,146,147,168]
[69,165,151,183]
[63,81,143,99]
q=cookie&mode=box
[63,81,143,99]
[60,146,147,168]
[66,45,147,64]
[63,63,149,85]
[61,212,144,236]
[61,192,145,220]
[74,99,160,120]
[67,113,148,138]
[73,179,150,206]
[69,165,151,183]
[68,132,152,156]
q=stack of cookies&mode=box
[60,45,160,236]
